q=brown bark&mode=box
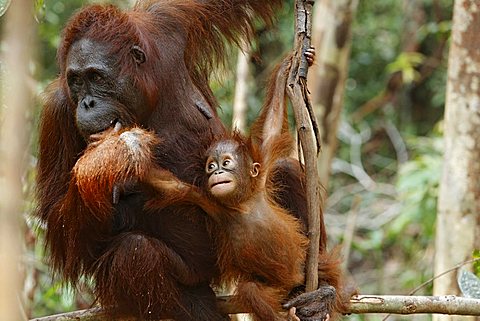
[433,2,480,321]
[0,0,34,321]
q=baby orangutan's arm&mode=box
[146,168,223,218]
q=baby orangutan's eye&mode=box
[207,162,217,172]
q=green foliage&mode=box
[418,21,451,41]
[387,52,425,84]
[346,0,404,113]
[473,250,480,276]
[34,0,46,21]
[32,280,74,317]
[394,134,442,241]
[330,0,452,305]
[36,0,86,80]
[347,0,451,135]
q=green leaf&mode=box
[386,52,425,84]
[473,250,480,275]
[0,0,11,17]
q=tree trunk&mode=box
[308,0,359,188]
[0,1,34,321]
[433,2,480,321]
[232,44,251,133]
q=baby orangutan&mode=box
[74,124,308,321]
[148,131,309,321]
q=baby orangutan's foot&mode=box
[284,285,335,321]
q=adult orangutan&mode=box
[67,55,350,320]
[36,1,346,320]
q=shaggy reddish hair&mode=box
[57,0,282,108]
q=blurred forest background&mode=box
[1,0,468,320]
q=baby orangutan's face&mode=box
[205,140,259,203]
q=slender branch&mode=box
[350,295,480,315]
[288,0,322,293]
[30,308,109,321]
[29,295,480,320]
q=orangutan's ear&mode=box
[131,45,146,65]
[250,163,260,177]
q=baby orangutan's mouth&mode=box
[210,179,235,197]
[211,180,232,188]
